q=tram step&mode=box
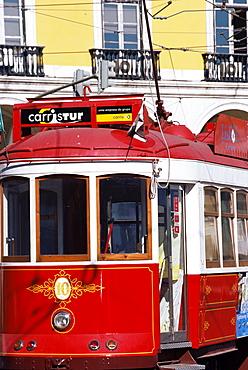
[158,364,205,370]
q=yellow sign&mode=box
[96,113,132,122]
[27,270,104,307]
[55,277,71,300]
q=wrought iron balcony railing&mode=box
[0,45,45,77]
[89,48,161,80]
[202,53,248,82]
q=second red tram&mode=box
[1,94,248,370]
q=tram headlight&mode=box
[106,339,118,351]
[88,340,101,351]
[14,340,24,351]
[53,311,71,331]
[26,340,37,351]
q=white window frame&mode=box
[209,0,248,54]
[0,0,36,45]
[102,1,140,50]
[3,0,22,45]
[93,0,151,50]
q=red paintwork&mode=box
[1,264,159,358]
[164,125,195,141]
[1,121,248,170]
[187,274,238,348]
[215,114,248,159]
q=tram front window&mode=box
[2,178,30,260]
[37,176,88,261]
[98,176,150,259]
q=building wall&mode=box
[152,0,207,71]
[35,0,94,77]
[34,0,208,80]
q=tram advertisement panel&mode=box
[21,107,91,125]
[215,114,248,159]
[96,106,132,122]
[237,272,248,338]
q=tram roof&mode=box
[0,124,247,170]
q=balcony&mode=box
[202,53,248,82]
[89,48,161,80]
[0,45,45,77]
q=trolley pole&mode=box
[142,0,171,122]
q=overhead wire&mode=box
[0,1,226,54]
[167,49,188,126]
[3,1,247,57]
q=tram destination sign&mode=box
[12,95,144,142]
[214,114,248,159]
[96,105,132,123]
[20,106,91,125]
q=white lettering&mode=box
[29,114,34,122]
[78,112,84,120]
[35,114,41,122]
[63,113,70,120]
[57,113,63,121]
[69,113,77,121]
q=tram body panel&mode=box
[1,264,159,357]
[187,273,238,349]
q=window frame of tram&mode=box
[237,190,248,265]
[204,186,248,268]
[1,177,30,262]
[97,175,151,260]
[36,175,89,262]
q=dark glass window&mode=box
[237,191,248,264]
[221,189,236,266]
[99,176,150,258]
[3,178,30,258]
[38,177,88,260]
[214,1,248,54]
[204,187,220,267]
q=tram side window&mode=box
[98,176,150,260]
[2,178,30,261]
[204,187,220,268]
[37,176,88,261]
[237,191,248,265]
[221,189,236,267]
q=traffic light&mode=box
[73,69,90,96]
[100,60,116,90]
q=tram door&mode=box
[158,185,187,343]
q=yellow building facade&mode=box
[33,0,207,77]
[1,0,248,137]
[35,0,94,70]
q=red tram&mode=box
[1,93,248,370]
